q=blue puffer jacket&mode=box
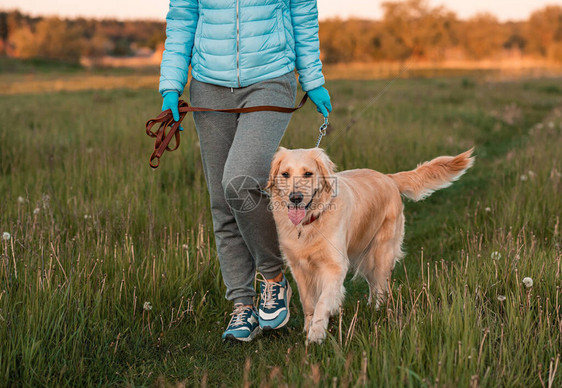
[159,0,325,95]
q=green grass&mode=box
[0,69,561,386]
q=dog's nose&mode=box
[289,191,304,205]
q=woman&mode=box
[159,0,331,342]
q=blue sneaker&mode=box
[222,304,260,342]
[257,274,292,331]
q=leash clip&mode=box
[315,116,329,148]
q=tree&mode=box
[458,13,507,59]
[525,5,562,57]
[320,18,381,63]
[0,10,31,56]
[380,0,458,60]
[10,17,83,62]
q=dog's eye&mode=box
[303,171,313,177]
[281,172,290,178]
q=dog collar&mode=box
[301,189,320,225]
[303,213,320,225]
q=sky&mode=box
[0,0,556,22]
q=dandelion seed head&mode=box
[497,295,506,302]
[485,207,491,212]
[522,277,533,288]
[17,196,25,204]
[2,232,10,241]
[520,174,528,181]
[491,251,501,260]
[143,301,152,311]
[84,214,92,220]
[182,244,189,250]
[33,208,40,215]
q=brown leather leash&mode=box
[146,94,309,168]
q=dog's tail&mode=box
[388,148,475,202]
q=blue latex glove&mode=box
[307,86,332,117]
[161,91,183,131]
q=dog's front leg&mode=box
[307,260,347,344]
[289,264,316,333]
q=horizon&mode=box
[0,0,557,22]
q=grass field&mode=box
[0,61,561,386]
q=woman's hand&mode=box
[162,91,180,120]
[307,86,332,118]
[161,91,183,131]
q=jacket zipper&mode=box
[236,0,241,87]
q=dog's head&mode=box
[267,147,337,225]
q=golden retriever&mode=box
[266,147,474,343]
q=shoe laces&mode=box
[229,304,253,328]
[257,274,281,310]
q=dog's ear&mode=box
[314,148,336,178]
[266,147,287,189]
[314,148,337,194]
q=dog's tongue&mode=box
[288,206,306,225]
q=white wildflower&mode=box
[42,194,50,209]
[2,232,10,241]
[17,196,25,204]
[522,277,533,288]
[485,207,491,212]
[497,295,506,302]
[33,208,40,215]
[520,174,528,181]
[491,251,502,260]
[143,301,152,311]
[182,244,189,250]
[528,170,536,178]
[84,214,92,220]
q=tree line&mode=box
[1,0,561,64]
[320,1,562,63]
[0,11,164,62]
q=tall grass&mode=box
[0,71,561,386]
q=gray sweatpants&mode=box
[189,71,297,306]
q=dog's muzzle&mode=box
[289,191,304,205]
[286,189,318,226]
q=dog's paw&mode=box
[306,325,327,344]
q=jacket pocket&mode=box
[276,5,287,49]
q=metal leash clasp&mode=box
[315,116,329,148]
